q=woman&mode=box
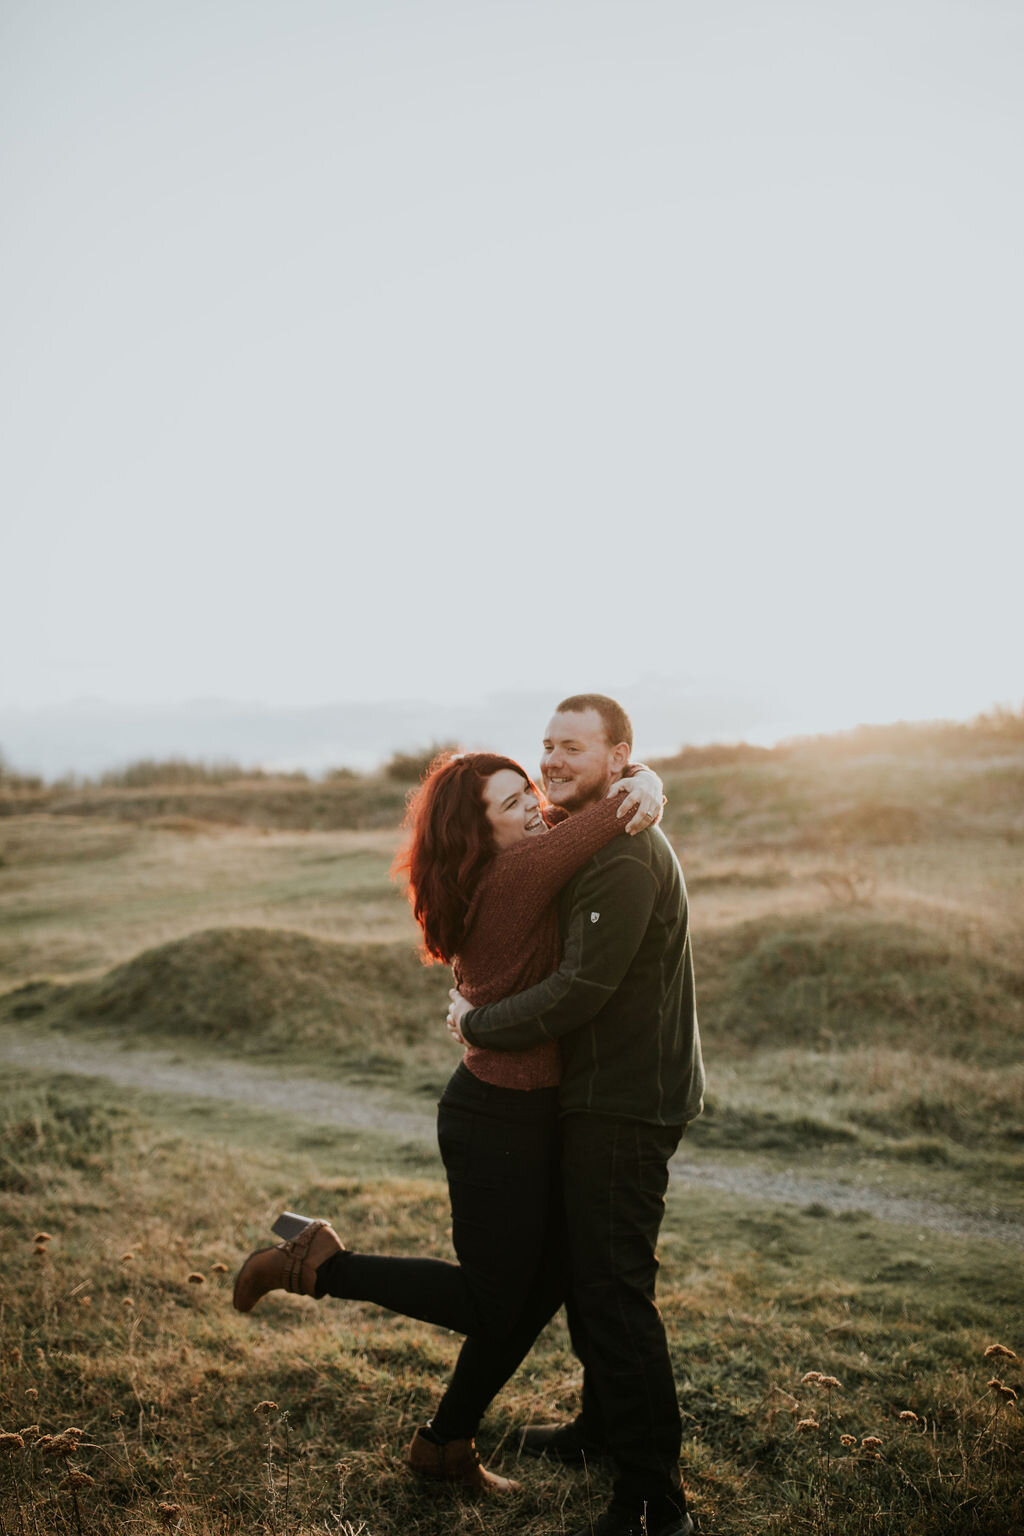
[233,751,664,1490]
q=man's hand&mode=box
[609,768,665,834]
[447,987,471,1046]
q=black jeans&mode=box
[317,1063,566,1436]
[561,1112,684,1509]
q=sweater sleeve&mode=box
[478,793,631,934]
[460,846,658,1051]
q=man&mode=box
[448,694,705,1536]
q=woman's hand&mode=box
[447,988,471,1046]
[609,767,666,834]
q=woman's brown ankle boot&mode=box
[233,1220,343,1313]
[407,1428,520,1492]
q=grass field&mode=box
[1,726,1022,1534]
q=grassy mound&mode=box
[697,913,1024,1066]
[6,927,451,1062]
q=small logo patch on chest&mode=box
[590,911,601,924]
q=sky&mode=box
[2,0,1022,774]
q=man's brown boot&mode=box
[233,1220,343,1313]
[407,1428,520,1492]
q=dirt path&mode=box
[3,1024,1021,1249]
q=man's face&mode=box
[540,709,629,813]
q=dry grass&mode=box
[0,1073,1021,1535]
[0,820,416,984]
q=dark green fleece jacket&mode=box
[461,826,705,1126]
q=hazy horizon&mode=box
[2,682,1017,783]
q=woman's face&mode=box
[482,769,545,851]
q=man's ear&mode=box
[610,741,630,774]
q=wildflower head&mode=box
[796,1418,820,1433]
[33,1244,49,1257]
[800,1371,823,1384]
[210,1262,229,1274]
[187,1272,205,1286]
[899,1410,919,1424]
[840,1434,857,1447]
[0,1433,25,1452]
[158,1503,183,1525]
[44,1429,85,1459]
[984,1343,1018,1360]
[121,1252,135,1263]
[861,1436,884,1449]
[988,1379,1018,1403]
[254,1401,279,1414]
[33,1232,54,1245]
[818,1375,842,1390]
[62,1470,95,1489]
[24,1389,38,1400]
[44,1436,77,1458]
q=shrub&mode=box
[98,758,268,788]
[384,743,459,783]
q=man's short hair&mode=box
[556,694,633,753]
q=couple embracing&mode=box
[234,693,705,1536]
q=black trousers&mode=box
[317,1063,566,1437]
[561,1112,684,1508]
[318,1072,684,1478]
[429,1109,686,1472]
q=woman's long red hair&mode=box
[393,751,539,964]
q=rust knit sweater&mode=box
[453,793,633,1090]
